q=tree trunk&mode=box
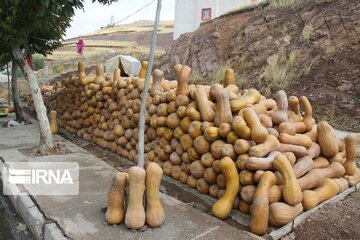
[11,59,26,123]
[12,46,54,154]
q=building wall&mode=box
[174,0,255,40]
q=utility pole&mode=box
[6,62,11,104]
[137,0,162,169]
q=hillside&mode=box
[41,20,173,78]
[159,0,360,132]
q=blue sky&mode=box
[65,0,175,39]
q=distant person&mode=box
[76,38,84,55]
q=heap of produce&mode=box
[40,62,359,235]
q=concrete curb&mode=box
[0,158,69,240]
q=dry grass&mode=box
[87,20,174,35]
[266,0,308,10]
[189,65,247,87]
[0,81,30,100]
[255,47,303,97]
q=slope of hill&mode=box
[41,21,173,78]
[159,0,360,132]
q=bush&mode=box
[32,55,45,71]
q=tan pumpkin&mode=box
[243,107,268,143]
[273,153,302,206]
[249,135,280,157]
[211,140,226,159]
[302,178,339,210]
[313,157,330,169]
[49,110,58,134]
[279,133,312,149]
[194,85,215,122]
[249,171,276,235]
[230,89,261,112]
[317,121,339,158]
[188,121,203,139]
[272,90,288,125]
[234,139,255,155]
[232,116,251,140]
[125,166,146,230]
[343,135,358,176]
[105,172,128,225]
[176,65,191,96]
[345,168,360,187]
[269,202,303,227]
[212,157,240,219]
[145,163,165,228]
[204,127,220,142]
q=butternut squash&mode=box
[273,154,303,205]
[125,166,146,230]
[194,135,210,155]
[211,140,226,159]
[194,85,215,122]
[224,68,235,86]
[279,133,312,149]
[243,108,268,143]
[333,177,349,192]
[230,89,261,112]
[232,116,251,140]
[305,125,318,143]
[219,123,232,138]
[313,157,329,169]
[145,162,165,228]
[249,171,276,235]
[139,61,148,78]
[234,139,255,155]
[150,69,163,97]
[307,142,321,159]
[279,122,306,135]
[176,65,191,96]
[212,157,240,219]
[317,121,339,158]
[188,121,203,139]
[249,135,280,157]
[268,202,303,227]
[240,185,282,204]
[277,143,308,158]
[212,87,233,126]
[239,200,251,214]
[258,114,273,128]
[49,110,58,134]
[343,135,358,176]
[302,178,339,210]
[299,96,314,132]
[219,143,235,158]
[105,172,128,225]
[204,127,220,142]
[246,151,279,171]
[239,169,255,185]
[272,90,288,125]
[275,156,313,185]
[288,96,301,122]
[345,168,360,187]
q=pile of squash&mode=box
[43,62,360,235]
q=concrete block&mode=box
[44,223,68,240]
[19,202,45,240]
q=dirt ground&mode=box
[291,190,360,240]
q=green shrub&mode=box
[32,55,45,71]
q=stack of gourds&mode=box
[43,62,360,235]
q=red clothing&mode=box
[76,39,84,55]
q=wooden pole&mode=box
[137,0,162,169]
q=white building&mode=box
[174,0,258,40]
